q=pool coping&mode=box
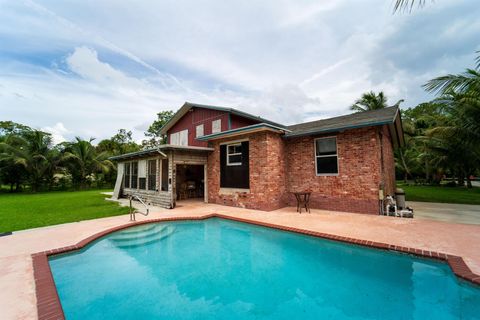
[32,213,480,320]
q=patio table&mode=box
[293,192,311,214]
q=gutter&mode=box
[197,123,291,141]
[284,120,394,138]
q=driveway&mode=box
[407,201,480,225]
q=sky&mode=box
[0,0,479,144]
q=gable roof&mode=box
[286,106,404,147]
[159,102,286,135]
[158,102,404,148]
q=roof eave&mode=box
[284,120,394,138]
[197,123,290,141]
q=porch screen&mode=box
[131,162,138,189]
[124,162,131,188]
[220,141,249,189]
[161,158,169,191]
[148,160,157,191]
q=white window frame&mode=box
[179,129,188,146]
[226,142,242,166]
[212,119,221,134]
[196,124,204,137]
[314,136,339,176]
[170,132,179,145]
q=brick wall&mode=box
[207,131,287,211]
[380,126,396,197]
[207,125,396,215]
[285,127,382,214]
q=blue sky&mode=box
[0,0,479,143]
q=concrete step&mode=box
[112,226,176,248]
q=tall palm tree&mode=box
[350,91,388,112]
[350,91,404,113]
[423,57,480,187]
[63,137,113,189]
[424,59,480,142]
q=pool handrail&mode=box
[129,195,149,221]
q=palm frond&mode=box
[393,0,426,13]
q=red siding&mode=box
[167,107,260,147]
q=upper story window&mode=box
[315,137,338,175]
[227,143,243,166]
[196,124,204,137]
[170,129,188,146]
[212,119,221,134]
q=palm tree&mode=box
[63,137,113,189]
[423,53,480,186]
[424,58,480,142]
[0,131,54,192]
[350,91,404,113]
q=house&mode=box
[111,102,404,214]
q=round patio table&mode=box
[292,192,311,214]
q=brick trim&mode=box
[32,214,480,319]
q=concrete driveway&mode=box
[407,201,480,225]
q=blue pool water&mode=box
[49,218,480,319]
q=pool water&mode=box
[49,218,480,319]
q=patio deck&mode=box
[1,199,479,319]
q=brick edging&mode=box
[32,213,480,320]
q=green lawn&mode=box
[398,184,480,205]
[0,190,130,233]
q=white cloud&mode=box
[41,122,70,144]
[0,0,479,142]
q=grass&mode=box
[0,190,130,233]
[398,184,480,205]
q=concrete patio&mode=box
[1,198,480,319]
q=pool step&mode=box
[110,225,167,242]
[114,224,158,235]
[112,226,176,248]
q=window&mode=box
[124,162,131,188]
[212,119,221,133]
[131,161,138,188]
[148,160,157,191]
[196,124,204,137]
[139,178,146,190]
[227,143,242,166]
[170,129,188,146]
[220,141,249,189]
[315,137,338,175]
[161,158,169,191]
[170,132,179,145]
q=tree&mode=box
[143,110,174,147]
[97,129,140,156]
[421,56,480,187]
[350,91,403,112]
[0,130,55,192]
[63,138,113,189]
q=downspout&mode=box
[378,128,385,215]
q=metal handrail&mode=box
[129,195,149,221]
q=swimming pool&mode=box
[49,218,480,319]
